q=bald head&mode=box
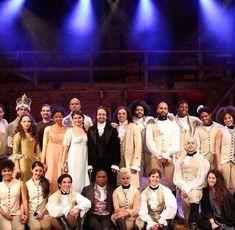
[184,137,197,154]
[69,98,81,112]
[157,102,169,117]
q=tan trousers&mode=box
[27,212,51,230]
[149,156,175,190]
[111,213,136,230]
[222,161,235,190]
[0,215,24,230]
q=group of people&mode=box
[0,93,234,230]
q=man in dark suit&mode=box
[87,106,120,186]
[82,170,115,230]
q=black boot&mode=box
[116,217,127,230]
[57,215,73,230]
[188,203,199,230]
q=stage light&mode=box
[0,0,25,24]
[66,0,95,36]
[130,0,170,50]
[60,0,96,51]
[199,0,233,49]
[0,0,25,50]
[134,0,157,32]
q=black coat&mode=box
[81,183,115,215]
[87,122,120,170]
[201,187,235,227]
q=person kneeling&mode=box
[136,169,177,230]
[47,174,91,230]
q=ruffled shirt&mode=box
[97,122,106,137]
[118,120,128,141]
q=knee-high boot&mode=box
[116,217,127,230]
[188,203,199,230]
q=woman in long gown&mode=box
[62,110,90,193]
[12,114,40,182]
[41,106,66,194]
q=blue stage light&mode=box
[0,0,25,24]
[130,0,170,50]
[66,0,95,36]
[199,0,234,49]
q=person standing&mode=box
[6,94,31,156]
[215,106,235,194]
[12,114,41,182]
[41,106,66,194]
[87,106,120,186]
[129,100,154,179]
[62,97,93,131]
[173,138,210,229]
[62,110,90,193]
[36,104,54,151]
[82,170,115,230]
[114,106,142,188]
[194,106,221,169]
[146,102,180,191]
[175,100,201,159]
[0,104,8,160]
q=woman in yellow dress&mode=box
[12,114,40,182]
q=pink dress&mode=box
[43,126,66,194]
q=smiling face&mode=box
[177,103,188,118]
[223,113,234,127]
[32,165,44,181]
[117,109,127,123]
[59,177,72,192]
[40,105,51,121]
[53,112,63,125]
[72,114,84,127]
[207,172,216,188]
[135,106,145,119]
[96,108,107,124]
[1,167,13,182]
[149,172,161,187]
[200,112,212,125]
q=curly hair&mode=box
[216,106,235,125]
[114,106,133,123]
[0,159,15,172]
[207,170,228,206]
[128,99,150,116]
[16,114,38,141]
[198,106,211,117]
